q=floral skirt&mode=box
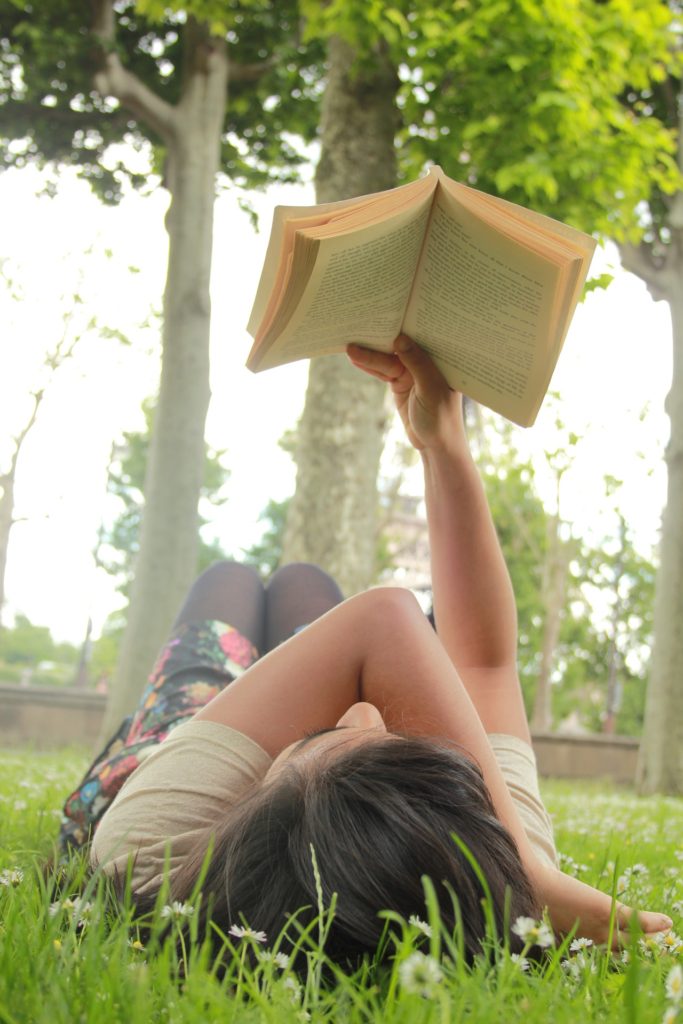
[59,620,258,852]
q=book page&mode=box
[449,177,596,256]
[252,212,338,343]
[403,189,562,424]
[247,171,438,337]
[250,197,433,370]
[445,178,595,360]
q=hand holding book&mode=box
[246,167,597,427]
[347,335,467,456]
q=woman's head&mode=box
[179,730,540,967]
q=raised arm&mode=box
[347,336,672,944]
[347,336,529,741]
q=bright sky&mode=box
[0,164,673,645]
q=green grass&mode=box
[0,747,681,1023]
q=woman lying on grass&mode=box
[59,336,672,967]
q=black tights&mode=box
[172,561,344,654]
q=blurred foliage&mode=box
[88,618,123,689]
[0,0,678,234]
[242,440,420,582]
[242,496,290,579]
[97,397,232,598]
[0,614,79,687]
[548,550,655,737]
[0,0,323,202]
[301,0,681,243]
[479,448,548,690]
[475,417,656,735]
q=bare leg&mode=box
[173,561,266,654]
[265,562,344,651]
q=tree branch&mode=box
[4,306,84,479]
[229,58,277,83]
[7,388,44,478]
[90,0,177,144]
[0,101,131,134]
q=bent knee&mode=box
[193,560,262,590]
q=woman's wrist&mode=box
[420,439,477,496]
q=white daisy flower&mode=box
[74,900,94,928]
[512,916,554,948]
[283,976,302,1005]
[398,951,443,997]
[666,964,683,1004]
[570,937,594,952]
[511,917,538,942]
[408,915,432,938]
[160,901,195,921]
[228,923,267,943]
[561,958,581,981]
[659,932,683,955]
[48,897,95,928]
[259,950,290,969]
[0,868,24,887]
[618,863,650,894]
[574,951,597,975]
[510,953,530,971]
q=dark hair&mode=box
[173,735,540,967]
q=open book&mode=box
[246,166,596,427]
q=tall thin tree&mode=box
[281,34,400,595]
[620,67,683,793]
[0,1,320,733]
[0,299,84,629]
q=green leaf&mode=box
[534,91,579,111]
[506,55,529,72]
[582,272,615,298]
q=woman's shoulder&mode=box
[487,732,558,869]
[90,718,272,894]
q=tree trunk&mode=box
[530,513,568,732]
[281,36,399,596]
[603,525,625,735]
[637,282,683,793]
[620,84,683,792]
[73,617,93,689]
[0,399,42,631]
[602,639,620,735]
[0,472,14,630]
[99,34,228,737]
